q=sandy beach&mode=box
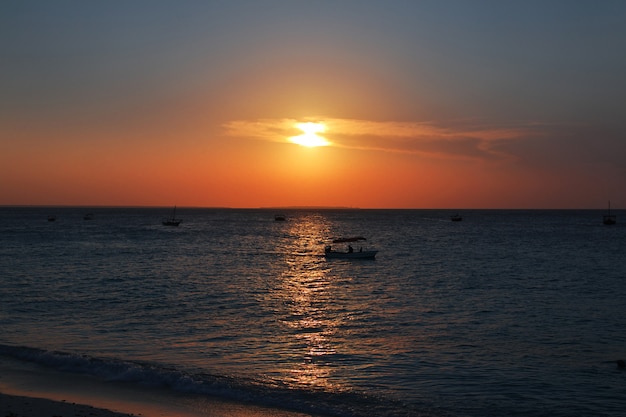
[0,390,316,417]
[1,392,133,417]
[0,359,316,417]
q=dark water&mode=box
[1,207,625,416]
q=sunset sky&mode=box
[2,1,625,208]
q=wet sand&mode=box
[0,392,133,417]
[0,389,316,417]
[0,359,316,417]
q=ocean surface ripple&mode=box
[1,207,625,416]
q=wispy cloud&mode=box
[223,117,549,161]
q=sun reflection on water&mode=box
[269,213,347,391]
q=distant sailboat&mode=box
[603,201,616,225]
[162,206,182,226]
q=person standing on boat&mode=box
[348,245,353,253]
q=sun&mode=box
[289,122,330,147]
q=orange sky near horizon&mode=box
[1,2,625,209]
[2,118,611,209]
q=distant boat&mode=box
[162,206,182,226]
[274,214,287,221]
[47,215,56,222]
[83,213,94,220]
[603,201,616,225]
[324,236,378,259]
[450,214,463,222]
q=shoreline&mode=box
[0,358,317,417]
[0,388,317,417]
[0,392,133,417]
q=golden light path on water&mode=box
[273,214,343,391]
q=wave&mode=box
[0,343,441,417]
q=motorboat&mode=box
[83,213,94,220]
[47,215,56,222]
[324,236,377,259]
[274,214,287,221]
[162,206,182,226]
[450,214,463,222]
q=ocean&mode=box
[1,207,625,417]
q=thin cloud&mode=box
[223,117,550,161]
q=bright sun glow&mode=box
[289,122,330,147]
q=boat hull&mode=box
[603,215,616,225]
[162,220,181,226]
[324,250,377,259]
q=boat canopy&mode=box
[332,236,367,243]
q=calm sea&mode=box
[1,207,625,417]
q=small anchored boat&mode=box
[324,237,378,259]
[450,214,463,222]
[162,206,182,226]
[603,201,616,225]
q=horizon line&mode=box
[0,205,619,211]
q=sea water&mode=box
[1,207,625,417]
